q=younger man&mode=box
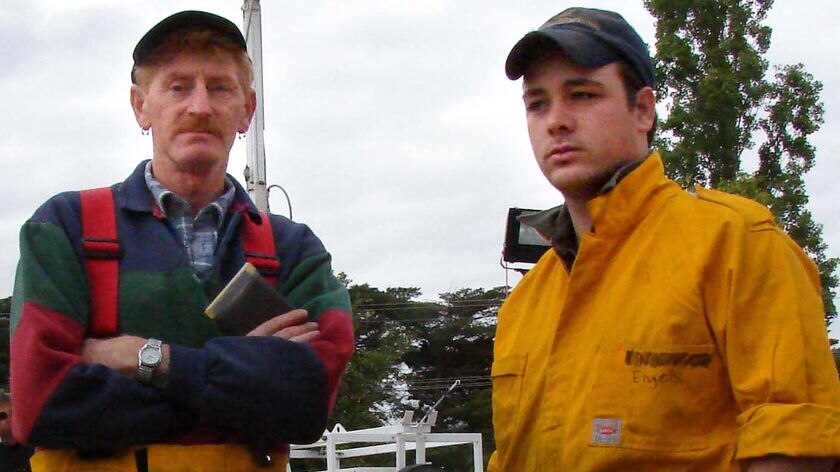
[491,7,840,471]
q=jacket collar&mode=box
[586,151,680,238]
[113,159,263,223]
[520,151,679,260]
[519,154,651,241]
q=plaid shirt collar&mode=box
[143,161,235,220]
[143,162,236,279]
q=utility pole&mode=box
[242,0,269,211]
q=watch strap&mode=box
[137,364,154,383]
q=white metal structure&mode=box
[289,410,484,472]
[242,0,269,211]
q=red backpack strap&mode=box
[80,187,121,336]
[240,211,281,286]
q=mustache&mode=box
[176,118,222,136]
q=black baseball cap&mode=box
[131,10,247,84]
[505,7,654,87]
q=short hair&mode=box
[132,29,254,93]
[617,61,657,146]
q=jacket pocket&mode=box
[588,344,723,452]
[491,353,527,449]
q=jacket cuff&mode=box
[162,343,206,411]
[736,403,840,459]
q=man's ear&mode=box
[130,84,149,129]
[238,88,257,134]
[634,86,656,135]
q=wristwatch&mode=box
[137,338,163,384]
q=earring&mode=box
[141,127,150,136]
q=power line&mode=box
[354,305,502,314]
[355,317,498,325]
[355,300,503,310]
[354,297,505,306]
[399,376,493,392]
[393,378,493,394]
[352,300,502,324]
[408,375,490,384]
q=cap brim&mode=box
[505,28,619,80]
[133,10,246,66]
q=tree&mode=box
[400,287,505,471]
[645,0,837,328]
[295,278,440,470]
[325,283,501,470]
[833,346,840,375]
[330,276,430,430]
[0,296,9,389]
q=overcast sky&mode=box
[1,1,838,337]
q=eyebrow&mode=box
[159,72,192,83]
[522,87,546,100]
[563,77,603,89]
[522,77,605,99]
[158,71,238,86]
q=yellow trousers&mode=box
[30,444,287,472]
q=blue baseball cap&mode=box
[505,7,654,87]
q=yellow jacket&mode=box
[30,444,287,472]
[489,152,840,471]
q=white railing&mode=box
[289,410,484,472]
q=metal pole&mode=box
[473,435,484,472]
[395,435,407,469]
[326,433,339,472]
[242,0,269,211]
[415,434,426,465]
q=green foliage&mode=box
[0,297,9,389]
[400,287,503,469]
[324,283,500,470]
[648,0,772,187]
[331,279,428,429]
[833,346,840,375]
[646,0,837,327]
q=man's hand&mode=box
[747,456,836,472]
[247,309,319,342]
[82,335,170,379]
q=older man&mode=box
[11,11,353,472]
[490,7,840,471]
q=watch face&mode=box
[140,346,161,364]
